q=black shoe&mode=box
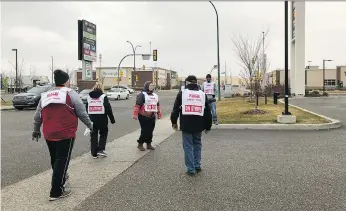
[196,168,202,173]
[49,190,72,201]
[186,171,196,176]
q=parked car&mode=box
[111,85,134,94]
[79,89,92,104]
[12,85,51,110]
[107,88,129,100]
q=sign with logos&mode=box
[78,20,97,62]
[101,68,127,78]
[84,61,93,80]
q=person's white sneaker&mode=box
[97,151,107,157]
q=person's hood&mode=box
[89,89,104,98]
[142,81,153,93]
[186,83,199,91]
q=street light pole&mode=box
[284,1,290,115]
[127,41,142,87]
[323,59,332,92]
[209,1,221,101]
[12,49,17,93]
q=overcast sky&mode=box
[1,1,346,79]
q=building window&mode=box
[324,79,336,86]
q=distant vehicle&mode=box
[79,89,92,104]
[111,85,134,94]
[107,88,129,100]
[12,85,52,110]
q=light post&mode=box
[209,64,218,74]
[209,1,221,101]
[12,49,17,92]
[284,1,290,115]
[308,60,312,68]
[322,59,332,92]
[127,41,142,87]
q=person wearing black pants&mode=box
[86,84,115,158]
[138,114,156,143]
[32,69,93,201]
[46,138,74,195]
[133,81,162,151]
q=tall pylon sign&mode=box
[290,1,305,96]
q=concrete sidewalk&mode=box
[75,129,346,211]
[1,117,176,211]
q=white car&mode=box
[106,88,129,100]
[111,85,134,94]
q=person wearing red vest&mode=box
[86,84,115,159]
[32,69,93,201]
[132,81,162,151]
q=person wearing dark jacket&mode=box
[86,84,115,158]
[132,81,162,151]
[32,69,93,201]
[171,75,212,176]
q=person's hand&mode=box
[205,129,210,134]
[88,122,94,131]
[158,112,162,119]
[172,124,178,131]
[133,115,138,120]
[111,120,116,124]
[32,131,41,142]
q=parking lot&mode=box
[1,90,178,187]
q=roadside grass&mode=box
[217,97,329,124]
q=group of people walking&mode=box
[32,69,218,201]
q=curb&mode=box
[211,99,341,131]
[1,106,15,111]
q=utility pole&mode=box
[12,49,18,93]
[51,56,54,84]
[99,54,102,68]
[224,62,227,84]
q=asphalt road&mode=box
[74,128,346,211]
[1,90,178,188]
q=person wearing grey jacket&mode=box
[32,69,93,201]
[201,74,218,125]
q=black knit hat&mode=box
[54,69,69,86]
[206,74,211,78]
[185,75,197,83]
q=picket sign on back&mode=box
[182,89,205,116]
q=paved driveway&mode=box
[289,96,346,128]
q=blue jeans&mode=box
[210,101,218,122]
[182,132,202,173]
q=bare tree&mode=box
[64,66,75,87]
[231,30,270,109]
[8,59,25,92]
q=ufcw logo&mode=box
[189,94,200,99]
[47,92,59,97]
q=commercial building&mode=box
[74,67,178,90]
[268,65,346,90]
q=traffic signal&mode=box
[153,49,157,61]
[135,75,139,81]
[120,70,123,77]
